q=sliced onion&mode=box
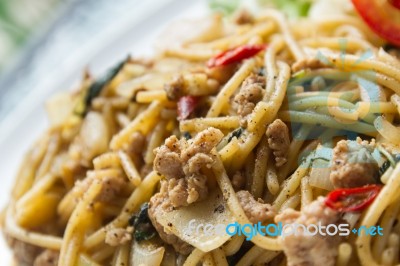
[309,159,334,191]
[374,116,400,145]
[130,240,165,266]
[376,134,400,154]
[80,112,110,160]
[309,0,353,19]
[45,92,75,127]
[155,189,234,253]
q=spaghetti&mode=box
[2,3,400,266]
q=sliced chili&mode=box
[352,0,400,46]
[207,44,267,68]
[177,95,200,120]
[390,0,400,10]
[325,184,382,212]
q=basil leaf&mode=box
[80,56,128,116]
[228,127,244,143]
[129,202,157,242]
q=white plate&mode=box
[0,0,207,263]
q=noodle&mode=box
[3,4,400,266]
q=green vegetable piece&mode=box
[228,127,244,143]
[208,0,241,15]
[258,0,311,18]
[379,160,390,176]
[81,56,129,116]
[129,202,157,242]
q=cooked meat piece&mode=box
[330,138,378,188]
[205,64,237,84]
[148,182,194,255]
[5,236,41,266]
[153,127,224,207]
[242,75,265,91]
[167,178,190,207]
[180,127,224,161]
[275,197,342,266]
[154,135,185,180]
[167,174,208,207]
[237,190,274,223]
[105,227,133,246]
[95,176,125,203]
[234,74,265,119]
[148,128,223,254]
[140,163,153,177]
[231,171,245,191]
[185,174,209,203]
[266,119,290,167]
[33,249,59,266]
[233,9,254,24]
[128,131,146,154]
[185,153,214,174]
[164,75,184,100]
[291,58,326,72]
[74,173,125,205]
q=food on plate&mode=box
[352,0,400,46]
[2,0,400,265]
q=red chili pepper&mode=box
[390,0,400,9]
[177,96,200,120]
[207,44,267,68]
[352,0,400,46]
[325,184,382,212]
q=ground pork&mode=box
[233,9,254,24]
[33,249,59,266]
[105,227,133,246]
[237,190,274,223]
[153,127,224,207]
[266,119,290,167]
[148,181,194,255]
[140,163,153,177]
[167,175,208,207]
[234,74,265,121]
[275,197,342,266]
[74,174,125,205]
[128,131,146,154]
[205,64,237,84]
[164,74,219,100]
[164,75,184,100]
[125,131,146,169]
[291,57,327,73]
[231,171,246,191]
[5,236,41,266]
[149,127,224,254]
[95,175,125,203]
[330,138,378,188]
[154,135,185,180]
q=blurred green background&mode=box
[0,0,61,70]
